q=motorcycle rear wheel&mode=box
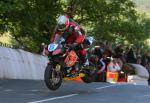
[81,66,94,83]
[81,76,93,83]
[44,64,62,91]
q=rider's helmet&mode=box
[56,15,69,31]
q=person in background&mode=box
[106,56,121,83]
[126,47,137,63]
[114,43,126,63]
[91,49,109,82]
[124,47,130,61]
[91,42,110,74]
[95,56,107,82]
[114,44,124,58]
[38,43,48,56]
[107,56,121,72]
[136,47,142,58]
[143,51,150,84]
[91,41,105,59]
[146,61,150,70]
[142,51,150,67]
[136,57,142,64]
[97,57,106,74]
[104,41,112,58]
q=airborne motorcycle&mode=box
[44,36,96,91]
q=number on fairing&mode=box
[48,43,58,52]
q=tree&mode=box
[67,0,150,45]
[0,0,150,52]
[0,0,62,52]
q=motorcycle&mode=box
[44,37,96,91]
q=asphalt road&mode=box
[0,79,150,103]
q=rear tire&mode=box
[81,76,93,83]
[44,64,62,91]
[81,68,94,83]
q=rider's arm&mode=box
[74,28,85,44]
[50,30,61,43]
[68,18,85,44]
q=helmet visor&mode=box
[57,24,66,31]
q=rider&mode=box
[50,12,89,73]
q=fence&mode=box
[0,46,48,80]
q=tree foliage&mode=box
[0,0,62,52]
[68,0,150,43]
[0,0,150,52]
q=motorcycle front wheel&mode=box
[44,64,62,91]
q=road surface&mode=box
[0,79,150,103]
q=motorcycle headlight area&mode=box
[48,43,58,52]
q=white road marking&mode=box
[4,89,14,92]
[116,82,129,85]
[28,94,78,103]
[96,84,118,90]
[29,84,126,103]
[96,83,129,90]
[30,90,41,92]
[136,95,150,97]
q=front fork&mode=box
[47,60,61,75]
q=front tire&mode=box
[44,64,62,91]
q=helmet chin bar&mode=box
[57,26,67,31]
[57,23,70,31]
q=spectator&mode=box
[136,47,142,58]
[106,56,121,83]
[99,42,105,55]
[107,57,121,72]
[141,51,150,67]
[124,47,130,61]
[116,57,123,70]
[91,42,105,59]
[114,44,126,63]
[114,44,124,58]
[126,47,137,63]
[146,61,150,70]
[136,57,142,64]
[104,41,112,58]
[143,51,150,83]
[95,52,110,82]
[97,57,106,74]
[38,43,48,56]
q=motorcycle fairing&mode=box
[64,50,78,67]
[48,43,58,52]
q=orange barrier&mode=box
[106,71,118,83]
